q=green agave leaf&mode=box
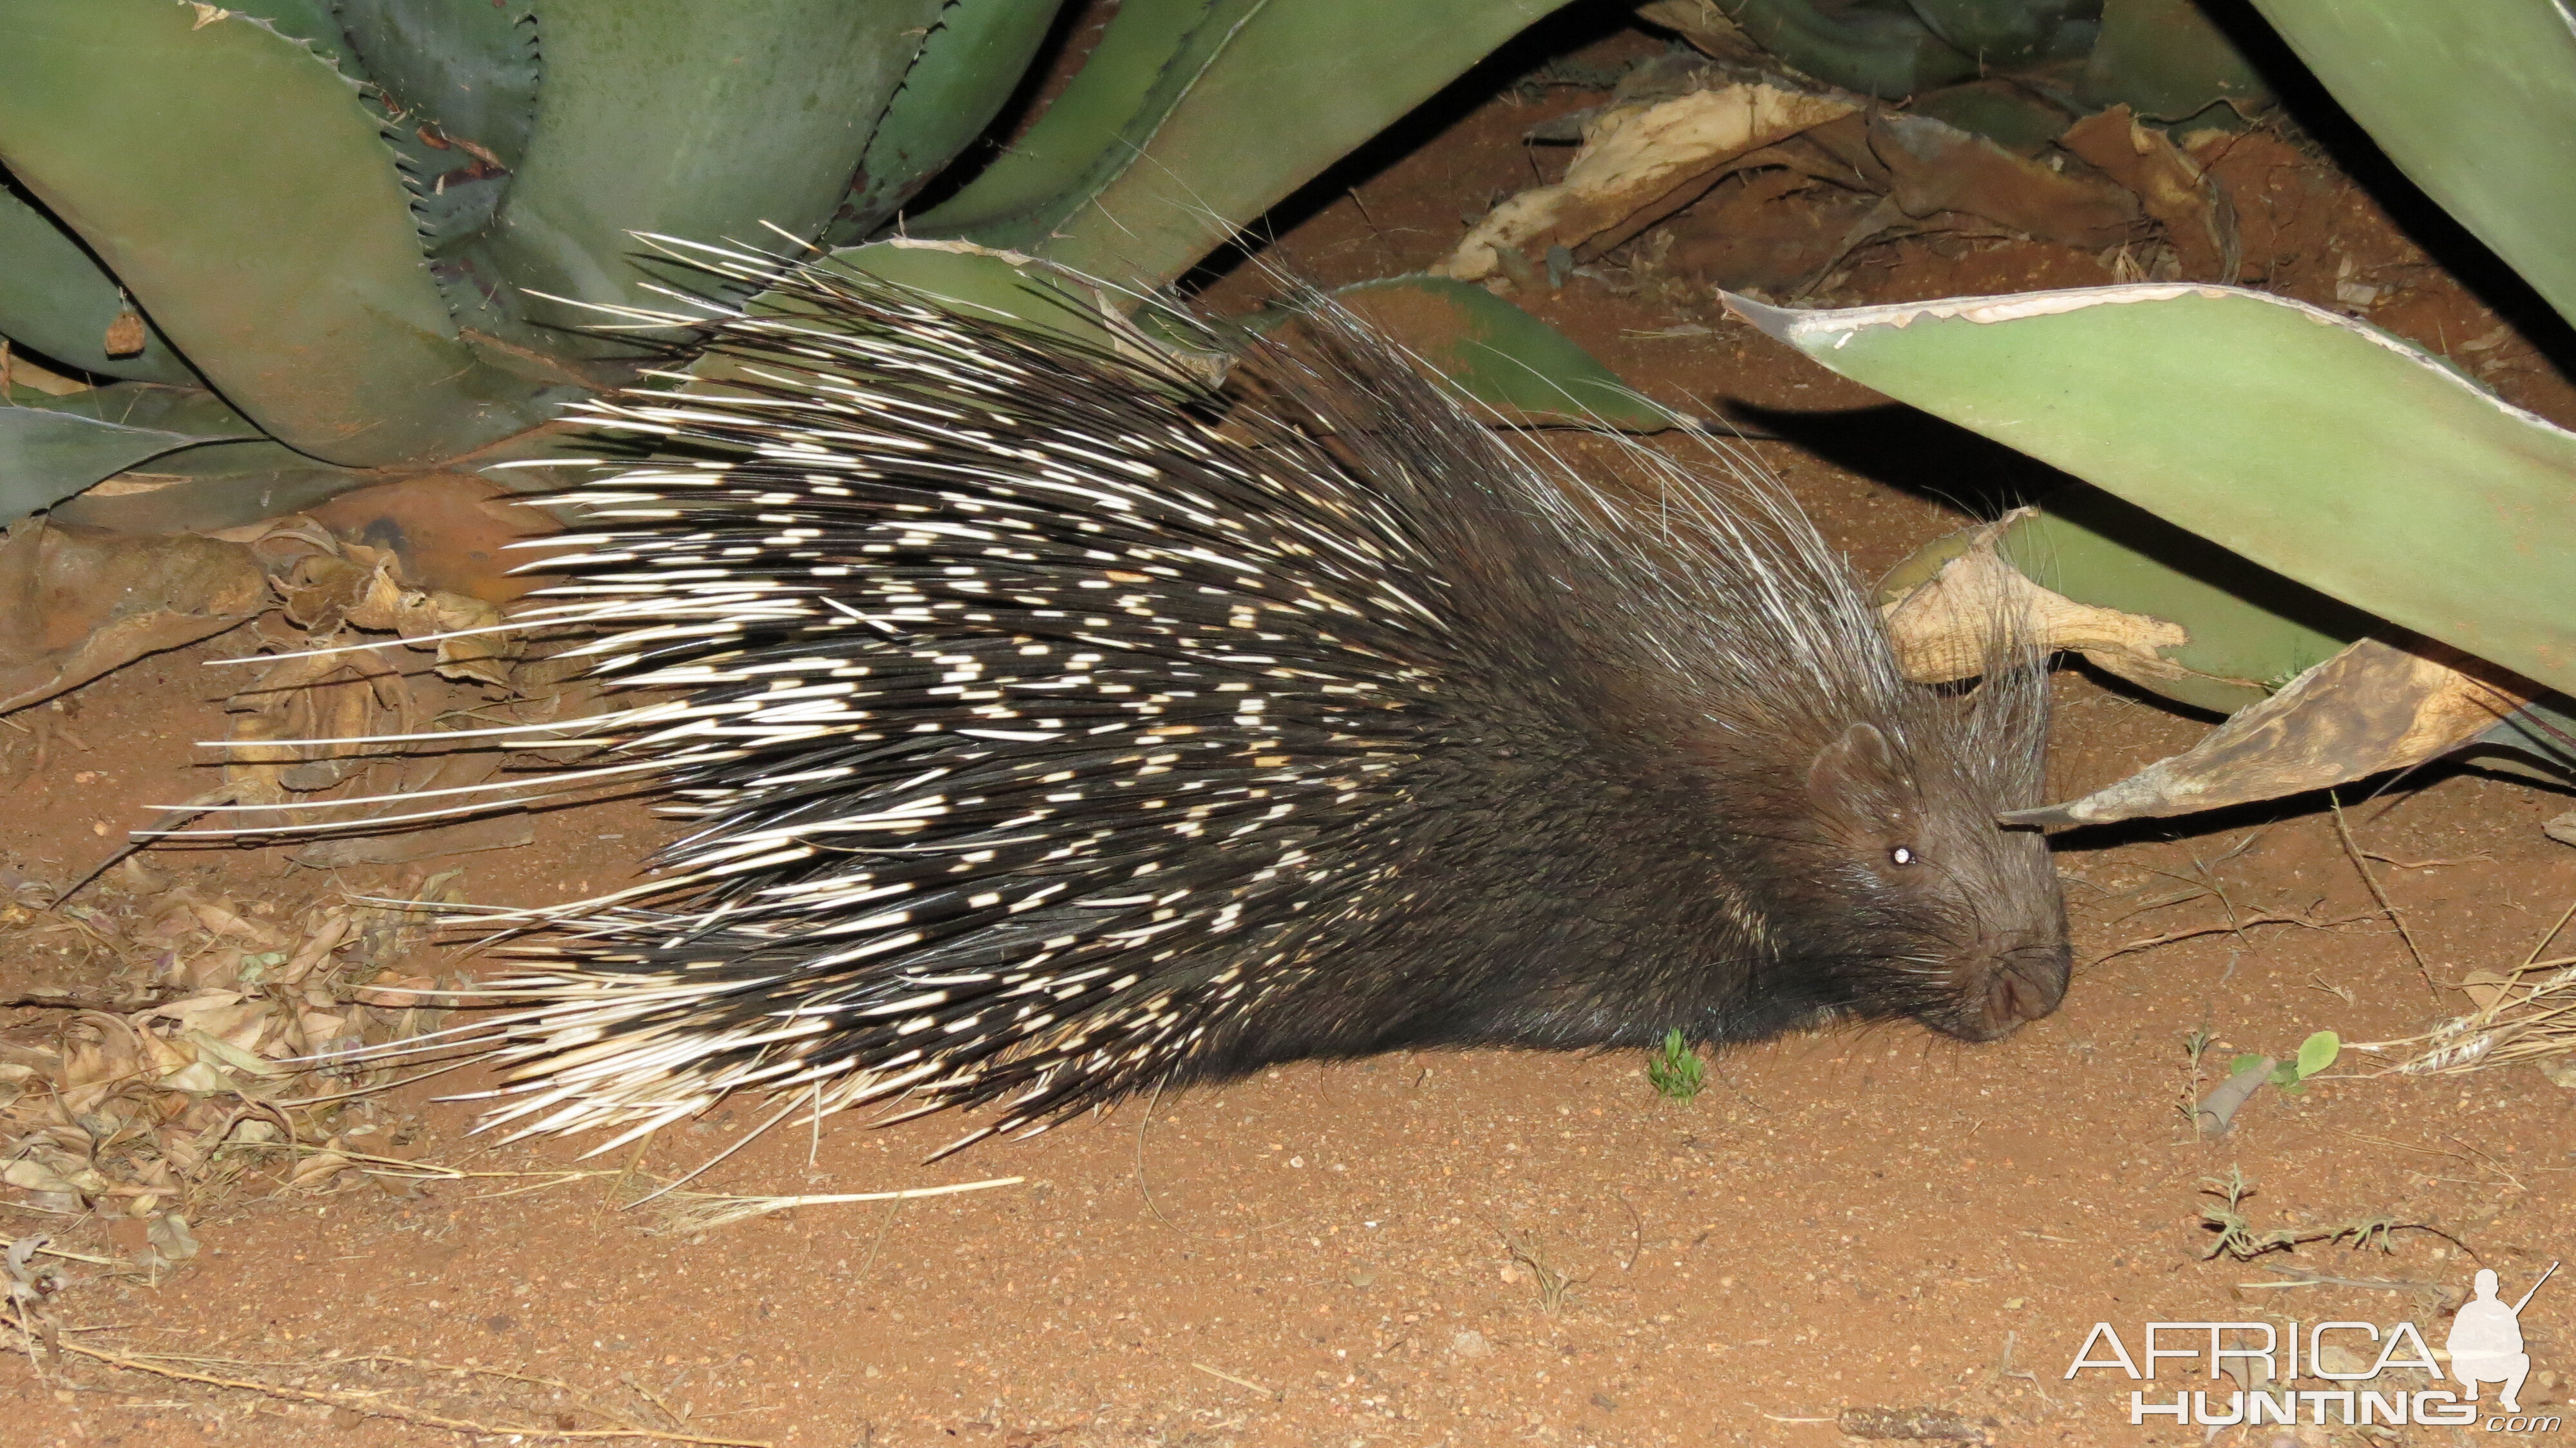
[819,241,1124,355]
[2079,0,2270,124]
[337,0,539,165]
[1906,0,2092,62]
[917,0,1570,287]
[2472,694,2576,781]
[1733,284,2576,698]
[910,0,1260,243]
[907,0,1243,242]
[2249,0,2576,330]
[0,183,197,385]
[336,0,542,260]
[0,385,261,521]
[0,1,549,467]
[482,0,950,355]
[721,254,1656,432]
[838,0,1071,241]
[1330,277,1671,430]
[43,440,365,535]
[1710,0,2002,99]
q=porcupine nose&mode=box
[1980,946,2069,1034]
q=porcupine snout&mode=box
[1973,936,2072,1038]
[1942,835,2072,1042]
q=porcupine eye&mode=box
[1889,846,1915,867]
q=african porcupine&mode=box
[308,245,2067,1156]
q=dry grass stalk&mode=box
[2351,898,2576,1076]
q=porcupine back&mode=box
[379,248,2067,1157]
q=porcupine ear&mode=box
[1807,722,1917,835]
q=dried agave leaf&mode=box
[1880,513,2203,689]
[1443,78,1858,281]
[0,517,272,716]
[1862,110,2139,249]
[2005,636,2538,828]
[2058,104,2237,280]
[273,550,377,633]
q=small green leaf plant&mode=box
[2231,1029,2340,1097]
[1645,1029,1705,1100]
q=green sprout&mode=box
[1646,1029,1705,1100]
[2231,1029,2341,1097]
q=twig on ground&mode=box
[2331,794,2436,995]
[1191,1361,1281,1399]
[2095,909,2371,964]
[0,1320,773,1445]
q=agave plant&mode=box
[1739,0,2576,821]
[0,0,2314,534]
[0,0,1573,529]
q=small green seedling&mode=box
[1646,1029,1705,1100]
[2231,1029,2340,1096]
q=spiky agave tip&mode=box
[312,240,2062,1161]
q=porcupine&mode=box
[319,244,2069,1157]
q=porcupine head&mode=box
[408,250,2069,1150]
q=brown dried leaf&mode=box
[288,1151,354,1190]
[1,1155,83,1196]
[2009,638,2540,827]
[1880,515,2201,689]
[186,897,286,949]
[2461,971,2517,1014]
[2060,104,2237,280]
[1443,79,1857,281]
[57,1014,145,1092]
[340,557,521,686]
[1865,111,2139,247]
[101,310,147,359]
[276,906,351,987]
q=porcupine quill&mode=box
[185,240,2069,1161]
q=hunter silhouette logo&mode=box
[2065,1260,2563,1430]
[2452,1263,2555,1413]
